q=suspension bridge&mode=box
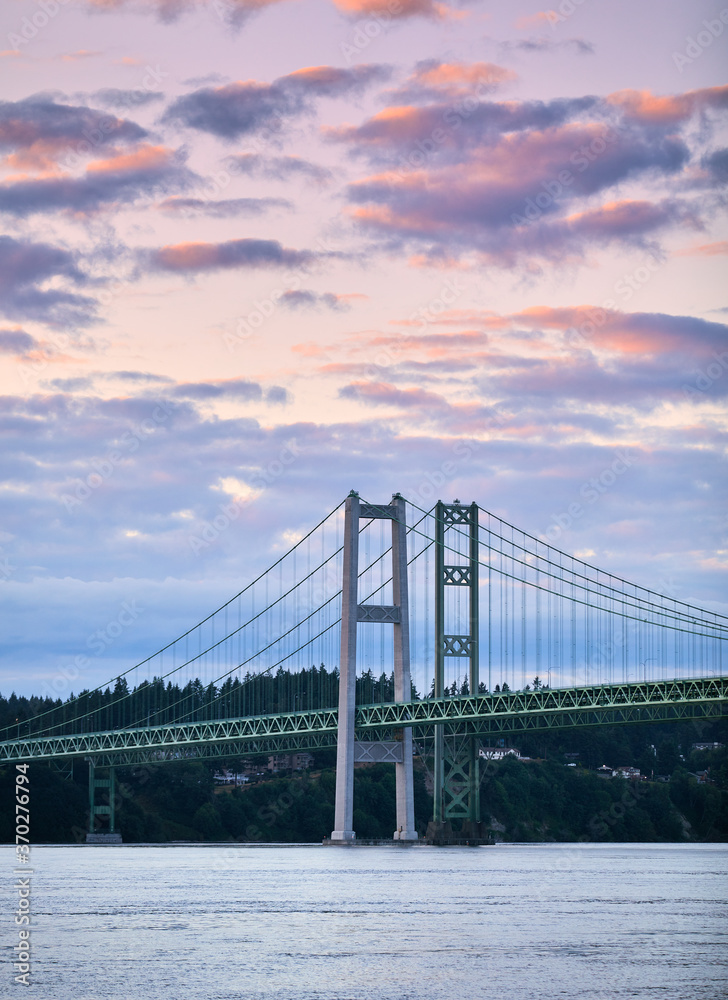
[2,492,726,842]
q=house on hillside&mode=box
[480,746,521,760]
[213,768,248,786]
[614,766,643,780]
[267,752,314,772]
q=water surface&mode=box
[3,843,726,999]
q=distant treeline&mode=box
[1,665,403,740]
[0,664,520,741]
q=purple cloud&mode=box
[0,95,147,169]
[0,328,39,356]
[163,64,389,140]
[157,195,291,217]
[146,237,315,274]
[0,236,97,328]
[227,153,333,183]
[0,145,196,217]
[280,290,350,311]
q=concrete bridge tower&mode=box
[330,492,417,842]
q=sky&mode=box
[0,0,726,697]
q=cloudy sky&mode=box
[1,0,726,696]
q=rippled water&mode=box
[3,843,726,999]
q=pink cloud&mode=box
[0,97,147,172]
[387,60,517,102]
[411,61,514,90]
[87,143,172,174]
[606,85,728,125]
[60,50,102,62]
[148,237,313,273]
[321,306,728,372]
[340,380,448,408]
[511,306,728,358]
[675,240,728,257]
[561,198,696,239]
[332,0,453,19]
[85,0,285,19]
[514,12,556,29]
[344,118,694,264]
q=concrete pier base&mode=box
[425,820,492,846]
[86,833,122,844]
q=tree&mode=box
[192,802,226,841]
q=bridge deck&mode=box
[1,677,725,766]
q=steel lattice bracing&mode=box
[1,678,725,765]
[433,501,480,827]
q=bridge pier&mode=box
[86,760,122,844]
[330,492,417,843]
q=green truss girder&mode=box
[355,677,728,731]
[0,677,725,764]
[0,709,339,763]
